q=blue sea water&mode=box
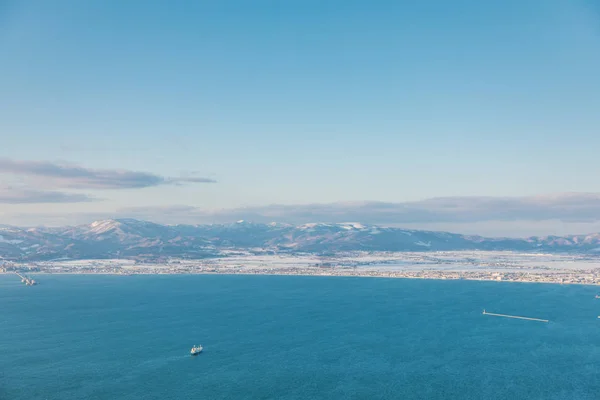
[1,275,600,400]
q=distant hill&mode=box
[1,219,600,261]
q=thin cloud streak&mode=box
[110,193,600,226]
[0,187,96,204]
[23,192,600,226]
[175,193,600,225]
[0,158,216,189]
[167,177,218,184]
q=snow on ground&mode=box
[40,259,133,266]
[199,251,600,272]
[19,251,600,274]
[0,235,23,245]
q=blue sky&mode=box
[1,0,600,235]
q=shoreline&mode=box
[2,270,599,287]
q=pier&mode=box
[14,271,37,286]
[482,309,548,323]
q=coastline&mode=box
[2,269,599,286]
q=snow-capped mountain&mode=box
[1,219,600,261]
[60,219,177,243]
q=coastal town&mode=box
[2,250,600,286]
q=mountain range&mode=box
[1,218,600,262]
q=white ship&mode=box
[190,345,203,355]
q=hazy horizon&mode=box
[5,191,600,238]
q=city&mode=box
[3,250,600,286]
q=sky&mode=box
[1,0,600,236]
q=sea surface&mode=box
[1,274,600,400]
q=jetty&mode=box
[482,309,548,323]
[14,271,37,286]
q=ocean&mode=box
[1,274,599,400]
